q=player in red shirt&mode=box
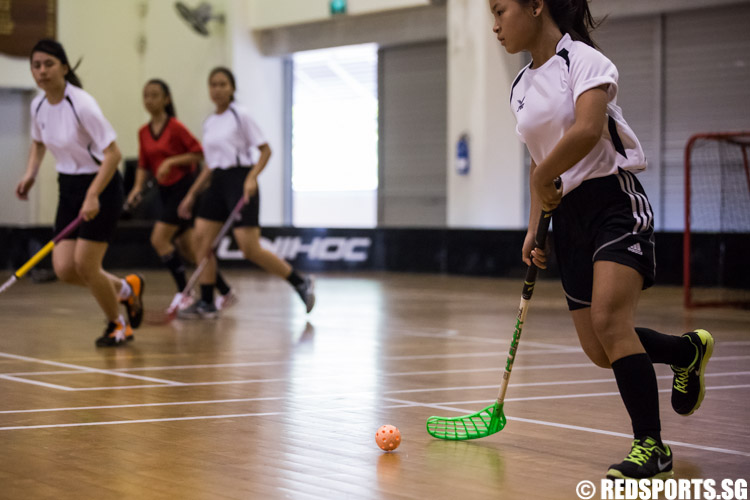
[126,79,236,313]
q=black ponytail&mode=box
[528,0,602,48]
[146,78,177,117]
[30,39,84,88]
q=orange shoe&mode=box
[95,315,134,347]
[121,274,144,329]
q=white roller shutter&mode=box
[663,5,750,230]
[379,41,447,227]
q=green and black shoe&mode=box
[607,437,673,480]
[671,329,714,416]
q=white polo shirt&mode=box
[202,103,267,170]
[30,83,117,175]
[510,33,646,196]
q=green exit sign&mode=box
[330,0,347,15]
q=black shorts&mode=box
[196,166,259,227]
[56,171,124,243]
[157,173,196,226]
[552,169,656,311]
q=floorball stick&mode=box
[0,215,84,295]
[426,206,554,440]
[146,198,246,323]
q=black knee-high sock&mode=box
[636,327,695,367]
[201,284,215,304]
[286,270,304,287]
[215,272,230,296]
[162,251,187,291]
[612,353,662,443]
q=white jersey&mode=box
[202,103,267,170]
[30,83,117,175]
[510,33,646,196]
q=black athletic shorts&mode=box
[552,168,656,311]
[56,171,124,243]
[158,172,196,226]
[196,166,259,227]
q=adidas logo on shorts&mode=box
[627,243,643,255]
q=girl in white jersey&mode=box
[126,78,236,314]
[176,67,315,318]
[15,39,144,347]
[490,0,714,480]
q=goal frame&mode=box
[683,131,750,309]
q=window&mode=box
[291,43,378,227]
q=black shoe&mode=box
[95,316,134,347]
[606,437,674,480]
[177,299,218,319]
[121,274,145,329]
[671,329,714,416]
[295,276,316,313]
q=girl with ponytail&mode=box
[489,0,714,480]
[174,66,316,319]
[16,39,145,347]
[126,79,236,313]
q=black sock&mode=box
[611,353,662,443]
[215,272,230,296]
[636,327,696,367]
[201,284,215,304]
[162,251,187,291]
[286,270,304,287]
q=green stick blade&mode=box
[426,402,506,440]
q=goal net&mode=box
[684,132,750,309]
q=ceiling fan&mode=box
[174,2,225,36]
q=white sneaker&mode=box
[215,290,238,311]
[167,292,195,314]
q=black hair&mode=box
[146,78,177,117]
[209,66,236,101]
[522,0,601,48]
[30,39,83,88]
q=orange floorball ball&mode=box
[375,424,401,451]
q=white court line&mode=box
[2,375,748,416]
[414,333,584,349]
[0,374,74,391]
[3,371,601,392]
[708,355,750,361]
[0,364,602,392]
[389,358,750,377]
[0,370,85,377]
[3,352,747,379]
[387,371,750,394]
[0,395,337,414]
[0,352,182,386]
[386,350,581,361]
[1,351,747,393]
[0,402,419,432]
[0,350,586,378]
[4,361,747,393]
[69,377,289,391]
[412,401,750,458]
[413,384,750,406]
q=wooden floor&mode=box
[0,270,748,499]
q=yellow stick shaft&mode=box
[15,241,55,279]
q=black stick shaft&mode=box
[522,209,554,300]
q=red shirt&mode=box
[138,117,202,186]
